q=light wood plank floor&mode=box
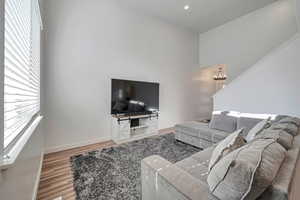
[37,140,115,200]
[37,128,173,200]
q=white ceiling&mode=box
[119,0,277,33]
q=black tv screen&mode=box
[111,79,159,115]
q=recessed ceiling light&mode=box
[184,5,190,10]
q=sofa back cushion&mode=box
[208,128,245,171]
[237,117,263,137]
[256,129,294,150]
[207,139,286,200]
[274,115,300,126]
[269,122,298,136]
[209,111,238,133]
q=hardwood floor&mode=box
[37,128,173,200]
[37,141,115,200]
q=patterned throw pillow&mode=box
[245,118,271,142]
[208,128,245,171]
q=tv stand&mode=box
[111,113,159,144]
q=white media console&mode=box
[111,113,159,144]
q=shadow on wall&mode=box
[192,65,227,119]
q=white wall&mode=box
[43,0,199,152]
[198,0,297,82]
[214,34,300,117]
[0,124,44,200]
[190,65,227,119]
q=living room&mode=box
[0,0,300,199]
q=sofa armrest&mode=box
[142,155,210,200]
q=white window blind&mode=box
[4,0,41,148]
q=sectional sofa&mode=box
[174,112,263,149]
[141,112,300,200]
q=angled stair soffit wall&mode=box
[213,33,300,116]
[198,0,297,84]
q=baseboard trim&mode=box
[32,151,44,200]
[45,136,112,154]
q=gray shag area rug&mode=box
[70,133,201,200]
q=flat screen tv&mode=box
[111,79,159,115]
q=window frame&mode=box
[0,0,5,157]
[0,0,42,165]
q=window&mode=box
[4,0,41,149]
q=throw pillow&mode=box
[208,128,245,171]
[207,139,286,200]
[245,118,271,142]
[209,111,238,133]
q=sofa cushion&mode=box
[270,122,298,136]
[209,129,245,171]
[209,111,237,133]
[273,115,290,122]
[237,117,262,137]
[207,139,286,200]
[176,157,209,184]
[175,121,229,142]
[176,146,215,184]
[190,146,215,164]
[277,116,300,127]
[256,129,294,150]
[246,118,271,142]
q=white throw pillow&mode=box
[246,118,271,142]
[208,128,245,171]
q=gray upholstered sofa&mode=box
[174,112,263,149]
[141,113,300,200]
[174,121,230,149]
